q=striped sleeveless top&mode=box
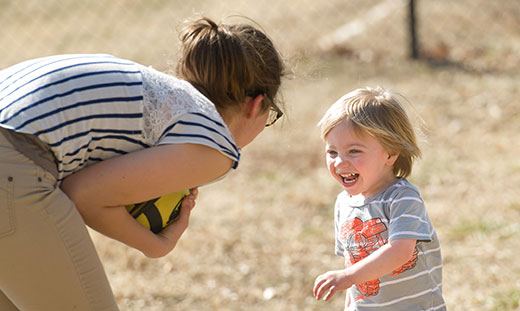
[0,54,240,181]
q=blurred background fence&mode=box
[1,0,519,73]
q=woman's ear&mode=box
[245,94,265,119]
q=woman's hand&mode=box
[154,188,199,256]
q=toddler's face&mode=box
[325,119,398,198]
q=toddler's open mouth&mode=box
[341,173,359,185]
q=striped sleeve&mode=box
[386,188,433,242]
[156,112,240,168]
[334,196,345,256]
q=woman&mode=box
[0,17,285,310]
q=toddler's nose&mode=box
[334,155,350,169]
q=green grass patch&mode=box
[449,220,519,241]
[448,220,498,241]
[491,289,520,311]
[509,202,520,212]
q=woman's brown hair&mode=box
[175,17,285,114]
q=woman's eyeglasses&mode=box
[266,104,283,127]
[247,91,283,127]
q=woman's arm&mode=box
[60,143,232,257]
[313,238,416,301]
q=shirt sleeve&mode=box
[139,64,241,168]
[335,195,345,256]
[156,111,241,168]
[386,187,433,243]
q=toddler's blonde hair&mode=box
[318,86,421,178]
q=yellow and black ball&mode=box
[125,190,190,233]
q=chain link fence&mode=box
[1,0,519,73]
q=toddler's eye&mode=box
[349,149,361,154]
[326,150,338,157]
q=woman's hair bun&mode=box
[203,17,219,30]
[176,16,285,114]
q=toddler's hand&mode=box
[313,269,353,301]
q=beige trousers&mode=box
[0,133,118,310]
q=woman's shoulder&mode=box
[139,65,219,117]
[139,65,236,161]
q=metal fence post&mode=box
[409,0,419,59]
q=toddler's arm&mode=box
[313,238,416,301]
[345,288,351,308]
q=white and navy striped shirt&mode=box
[0,54,240,181]
[334,179,446,311]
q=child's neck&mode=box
[356,175,398,200]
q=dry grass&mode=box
[2,0,519,310]
[89,56,520,310]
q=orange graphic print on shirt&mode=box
[340,217,418,300]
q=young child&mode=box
[313,87,446,310]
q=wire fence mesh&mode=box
[1,0,519,73]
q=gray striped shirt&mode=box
[334,179,446,311]
[0,54,240,182]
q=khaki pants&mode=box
[0,133,118,310]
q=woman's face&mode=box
[236,107,269,148]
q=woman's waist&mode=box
[0,126,59,179]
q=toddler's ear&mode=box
[386,153,399,166]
